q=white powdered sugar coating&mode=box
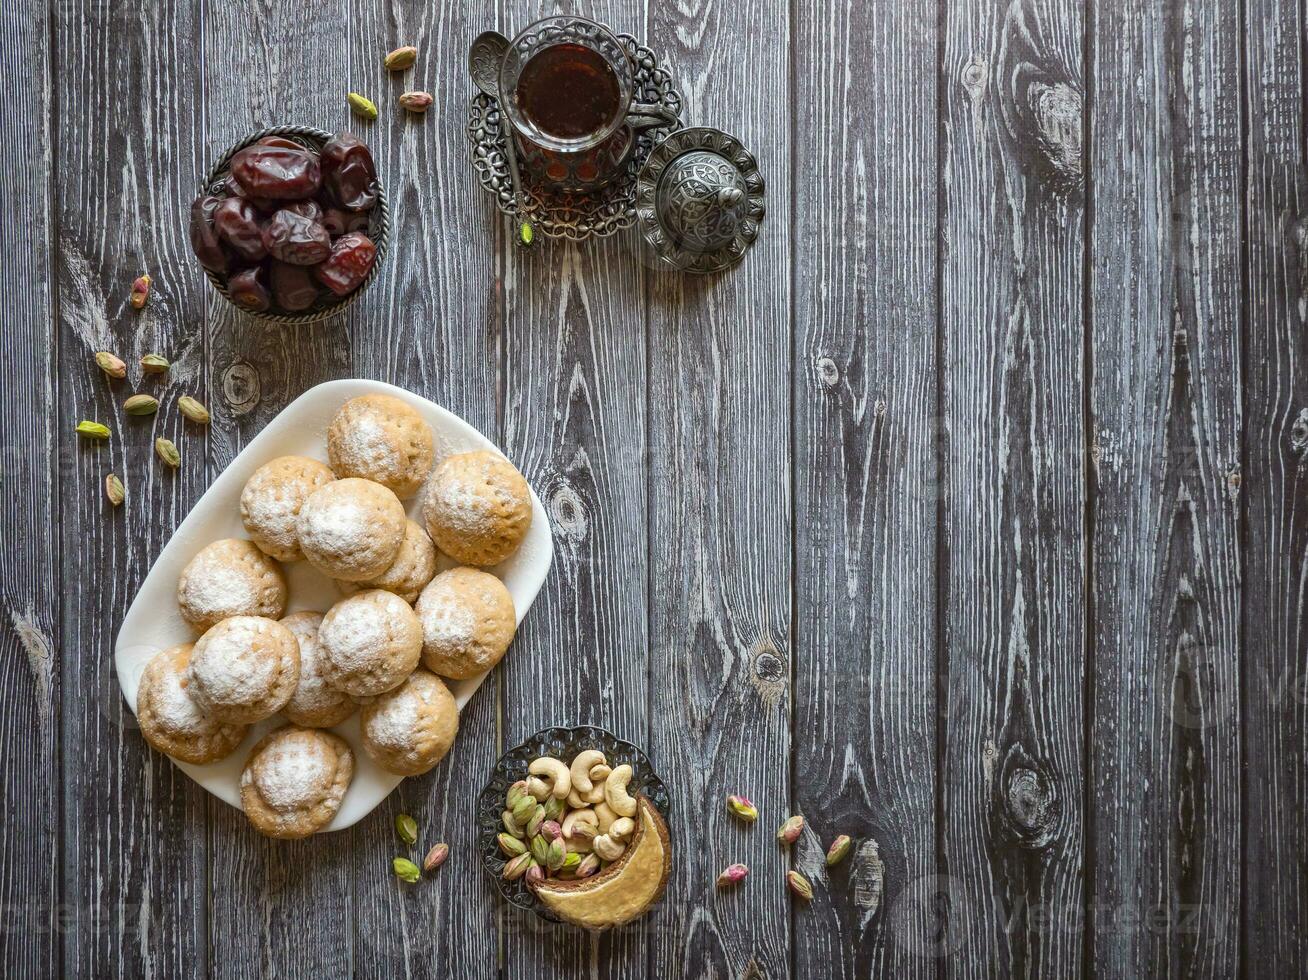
[301,494,373,553]
[335,412,392,473]
[424,598,477,649]
[191,617,279,701]
[241,457,334,560]
[152,660,218,735]
[364,684,428,750]
[320,596,395,671]
[282,613,349,718]
[178,538,285,627]
[251,735,333,810]
[328,396,434,497]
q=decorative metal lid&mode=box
[635,127,765,273]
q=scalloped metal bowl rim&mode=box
[199,125,390,325]
[476,725,671,922]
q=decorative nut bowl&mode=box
[198,126,390,325]
[477,725,671,922]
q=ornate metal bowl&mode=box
[199,125,390,325]
[635,127,765,273]
[476,725,671,922]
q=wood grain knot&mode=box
[548,483,588,539]
[1291,408,1308,457]
[993,744,1061,850]
[221,361,260,416]
[749,638,788,709]
[816,356,840,388]
[1004,65,1083,195]
[961,57,988,96]
[1001,765,1059,848]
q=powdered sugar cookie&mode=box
[415,567,516,680]
[359,669,459,776]
[297,478,406,581]
[421,450,532,566]
[177,538,287,632]
[240,455,336,561]
[279,611,356,728]
[317,590,422,697]
[335,519,438,604]
[327,394,434,499]
[187,616,300,724]
[240,726,354,838]
[136,644,249,764]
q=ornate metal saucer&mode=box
[476,725,671,922]
[467,35,682,241]
[635,127,765,273]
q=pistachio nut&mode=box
[395,813,418,846]
[502,852,532,881]
[511,794,537,826]
[576,854,600,878]
[76,420,110,440]
[140,353,169,374]
[786,870,813,900]
[825,834,852,866]
[525,862,545,888]
[95,351,127,379]
[502,809,525,838]
[392,857,420,884]
[726,795,758,823]
[154,437,180,468]
[716,863,749,888]
[398,91,433,113]
[530,834,549,865]
[348,92,378,120]
[383,45,417,70]
[525,804,546,839]
[423,843,449,872]
[123,394,158,416]
[104,473,125,507]
[560,851,581,872]
[497,833,527,858]
[177,396,210,424]
[542,796,565,821]
[505,780,530,811]
[541,820,562,842]
[129,274,151,309]
[777,815,804,845]
[546,837,567,871]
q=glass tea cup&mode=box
[497,16,677,193]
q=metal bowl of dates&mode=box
[194,125,389,325]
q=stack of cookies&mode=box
[133,393,532,838]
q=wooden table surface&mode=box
[3,0,1305,976]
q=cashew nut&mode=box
[604,764,637,817]
[526,776,552,801]
[528,757,572,800]
[608,816,636,843]
[589,763,612,783]
[566,788,589,810]
[592,833,626,862]
[565,836,592,855]
[569,750,607,796]
[562,807,598,839]
[593,801,617,834]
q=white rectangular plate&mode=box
[114,378,553,831]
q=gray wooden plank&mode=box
[939,0,1087,975]
[1242,0,1308,972]
[200,1,355,976]
[792,0,940,975]
[496,0,655,973]
[342,4,502,977]
[53,1,212,976]
[0,0,58,973]
[645,0,793,974]
[1088,1,1244,976]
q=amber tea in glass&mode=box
[515,43,623,141]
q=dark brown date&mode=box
[315,233,377,295]
[220,173,278,212]
[256,135,305,150]
[270,261,319,311]
[213,197,267,260]
[320,207,370,237]
[228,266,271,312]
[189,194,229,273]
[230,145,321,200]
[262,209,331,265]
[320,133,377,211]
[281,199,323,223]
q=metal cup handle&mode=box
[624,102,679,132]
